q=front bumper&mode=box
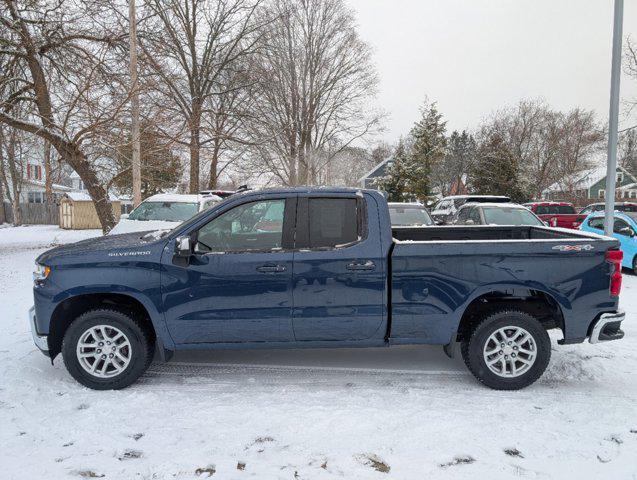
[589,310,625,344]
[28,306,49,354]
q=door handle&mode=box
[346,260,376,271]
[256,264,286,273]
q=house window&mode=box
[599,189,605,199]
[27,191,44,203]
[631,190,637,199]
[617,172,624,183]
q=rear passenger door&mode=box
[291,194,386,342]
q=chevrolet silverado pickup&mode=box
[30,188,625,390]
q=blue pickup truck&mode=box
[30,188,625,390]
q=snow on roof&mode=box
[23,179,73,191]
[543,165,636,194]
[358,157,392,183]
[69,171,80,179]
[618,182,637,191]
[65,191,119,202]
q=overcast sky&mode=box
[346,0,637,143]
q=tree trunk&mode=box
[189,104,202,194]
[207,139,221,189]
[6,132,22,225]
[44,140,54,203]
[0,177,5,224]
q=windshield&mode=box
[128,201,199,222]
[535,205,575,215]
[389,205,433,226]
[482,206,544,226]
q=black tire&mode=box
[62,309,154,390]
[461,309,551,390]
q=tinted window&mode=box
[588,217,604,230]
[389,205,432,226]
[617,204,637,212]
[614,218,634,236]
[308,198,358,248]
[128,202,198,222]
[482,207,543,226]
[455,206,471,224]
[468,207,481,224]
[195,199,285,253]
[536,205,576,215]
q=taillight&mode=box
[606,249,623,297]
[551,217,558,227]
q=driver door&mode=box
[161,196,297,344]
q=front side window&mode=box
[454,206,471,224]
[308,198,359,248]
[588,217,604,230]
[128,202,199,222]
[196,199,285,253]
[469,207,481,224]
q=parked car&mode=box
[453,203,544,226]
[579,202,637,215]
[30,187,624,391]
[109,193,222,235]
[580,211,637,271]
[524,202,587,229]
[431,195,510,224]
[387,202,433,227]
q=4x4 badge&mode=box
[552,244,594,252]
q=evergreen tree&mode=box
[375,138,409,201]
[436,130,476,195]
[407,101,447,201]
[469,133,528,202]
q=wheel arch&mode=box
[455,286,566,342]
[47,292,167,362]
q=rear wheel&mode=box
[62,309,153,390]
[461,309,551,390]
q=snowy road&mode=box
[1,225,636,479]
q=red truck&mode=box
[524,202,587,229]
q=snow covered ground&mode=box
[1,225,636,479]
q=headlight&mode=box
[33,263,51,283]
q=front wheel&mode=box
[461,309,551,390]
[62,309,153,390]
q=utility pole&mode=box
[603,0,624,236]
[129,0,142,207]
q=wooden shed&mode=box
[59,192,121,230]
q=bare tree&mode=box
[139,0,264,193]
[481,100,603,199]
[0,0,130,232]
[246,0,383,186]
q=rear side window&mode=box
[588,217,604,230]
[308,198,359,248]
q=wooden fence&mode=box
[2,202,59,225]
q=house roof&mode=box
[542,165,636,194]
[358,157,393,183]
[23,179,73,192]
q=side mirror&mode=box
[120,213,129,219]
[174,236,192,258]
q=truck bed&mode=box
[389,225,619,346]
